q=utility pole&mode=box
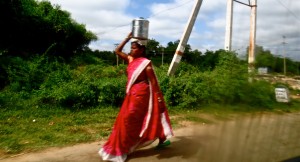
[161,46,164,66]
[114,43,119,66]
[224,0,234,51]
[168,0,203,76]
[248,0,257,74]
[230,0,257,76]
[282,36,286,76]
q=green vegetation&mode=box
[251,45,300,75]
[1,51,300,156]
[0,106,118,154]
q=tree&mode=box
[163,40,192,64]
[255,46,276,70]
[0,0,97,58]
[199,50,220,71]
[245,45,300,75]
[146,39,160,57]
[0,0,97,89]
[164,40,191,55]
[182,49,202,66]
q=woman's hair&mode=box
[131,42,146,57]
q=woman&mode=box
[98,32,173,162]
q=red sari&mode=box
[99,57,173,162]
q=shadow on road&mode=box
[281,156,300,162]
[127,135,212,161]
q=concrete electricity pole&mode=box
[114,43,119,66]
[282,35,287,76]
[167,0,203,76]
[161,47,164,66]
[228,0,257,75]
[248,0,257,74]
[224,0,234,51]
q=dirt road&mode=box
[1,112,300,162]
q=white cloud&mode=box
[45,0,300,61]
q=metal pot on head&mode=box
[132,17,149,40]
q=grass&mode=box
[0,105,118,156]
[1,101,300,157]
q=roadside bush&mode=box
[1,51,278,111]
[0,90,36,110]
[69,52,107,67]
[239,80,275,108]
[0,91,6,108]
[157,51,277,109]
[7,57,33,92]
[96,77,126,107]
[7,55,68,92]
[38,63,127,109]
[40,66,72,90]
[41,81,97,108]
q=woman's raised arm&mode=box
[115,32,132,62]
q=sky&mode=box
[46,0,300,61]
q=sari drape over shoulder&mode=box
[99,57,173,162]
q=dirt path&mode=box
[1,112,300,162]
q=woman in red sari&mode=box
[98,32,173,162]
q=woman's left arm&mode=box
[145,63,161,93]
[146,63,165,105]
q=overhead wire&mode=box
[276,0,300,23]
[235,0,300,60]
[232,0,299,60]
[94,0,300,60]
[96,23,130,35]
[146,0,194,19]
[96,0,194,36]
[272,0,300,60]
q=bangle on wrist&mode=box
[158,97,162,102]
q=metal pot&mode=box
[132,17,149,40]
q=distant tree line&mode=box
[145,39,227,71]
[146,40,300,76]
[248,45,300,75]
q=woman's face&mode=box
[130,43,144,58]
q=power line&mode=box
[97,0,194,36]
[276,0,300,22]
[96,23,130,35]
[147,0,194,19]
